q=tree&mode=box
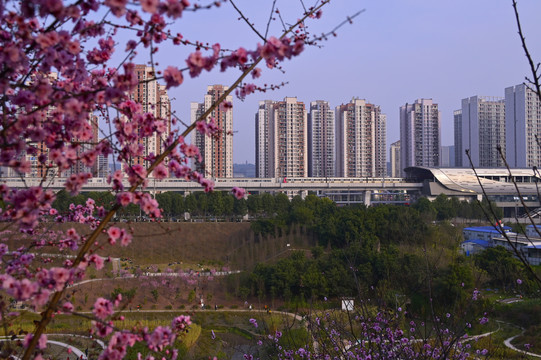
[0,0,354,358]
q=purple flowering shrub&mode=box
[241,305,492,360]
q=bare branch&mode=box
[264,0,278,39]
[229,0,267,42]
[512,0,541,103]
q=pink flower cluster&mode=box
[195,117,222,137]
[172,315,192,332]
[258,36,305,69]
[93,297,114,320]
[231,187,246,200]
[107,226,132,246]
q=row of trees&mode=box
[414,194,503,221]
[54,189,502,224]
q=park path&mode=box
[0,334,103,360]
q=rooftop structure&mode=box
[405,166,541,217]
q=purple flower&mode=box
[517,278,523,285]
[249,318,258,328]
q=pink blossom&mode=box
[119,229,132,246]
[141,0,159,13]
[163,66,184,89]
[33,290,51,307]
[154,163,169,179]
[93,297,114,320]
[186,51,205,77]
[172,315,192,332]
[232,187,246,199]
[62,301,74,313]
[89,254,104,270]
[108,226,122,244]
[147,326,175,351]
[252,67,262,79]
[182,144,199,158]
[49,267,71,291]
[38,334,47,350]
[117,192,133,206]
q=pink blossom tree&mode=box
[0,0,367,358]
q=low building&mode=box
[405,167,541,217]
[493,234,541,266]
[463,226,511,244]
[460,239,490,256]
[525,224,541,238]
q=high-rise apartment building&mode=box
[335,98,386,177]
[440,145,455,167]
[375,114,387,177]
[505,84,541,168]
[454,109,463,167]
[390,140,401,178]
[308,100,335,177]
[255,100,274,178]
[62,115,100,177]
[191,85,233,178]
[131,65,171,168]
[272,97,308,178]
[458,96,505,168]
[400,99,441,173]
[255,97,307,178]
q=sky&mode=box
[127,0,541,164]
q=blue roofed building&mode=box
[461,239,490,256]
[462,226,511,246]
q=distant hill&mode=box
[233,163,255,178]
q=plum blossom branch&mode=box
[21,1,332,358]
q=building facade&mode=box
[459,96,505,168]
[191,85,234,178]
[454,109,462,167]
[271,97,308,178]
[335,98,386,178]
[308,100,335,177]
[505,84,541,168]
[400,99,441,172]
[390,140,401,177]
[132,65,171,169]
[255,100,274,178]
[440,145,455,167]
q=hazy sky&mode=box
[128,0,541,164]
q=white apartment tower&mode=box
[505,84,541,168]
[255,100,274,178]
[459,96,505,168]
[272,97,308,178]
[308,100,335,177]
[255,97,308,178]
[390,140,401,178]
[400,99,441,172]
[335,98,386,178]
[191,85,234,178]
